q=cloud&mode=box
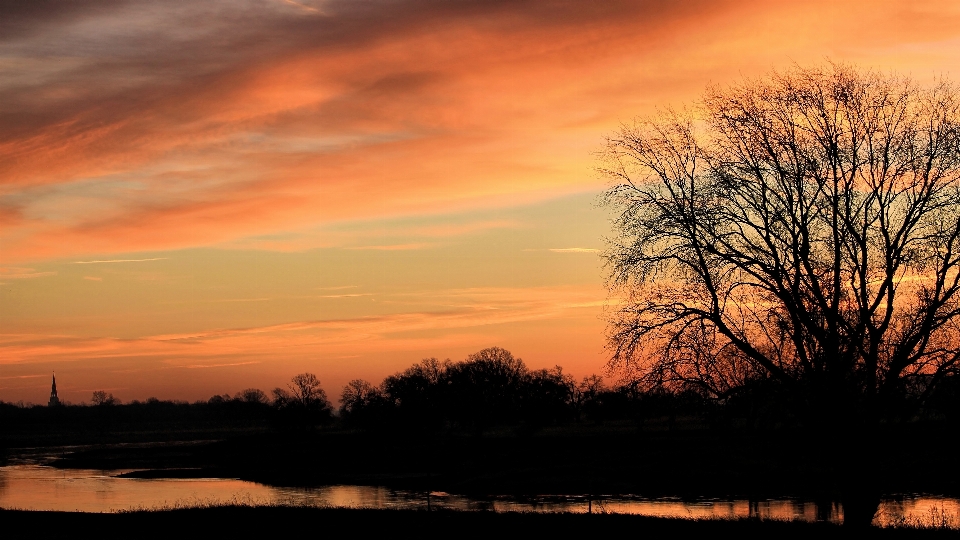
[184,361,261,369]
[73,257,168,264]
[0,285,603,365]
[0,284,610,401]
[346,243,431,251]
[14,0,955,262]
[83,276,103,281]
[548,248,600,253]
[279,0,324,14]
[0,267,56,279]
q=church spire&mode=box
[48,372,60,407]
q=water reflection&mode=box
[0,464,956,528]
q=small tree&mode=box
[91,390,117,406]
[289,373,329,410]
[235,388,268,404]
[339,379,385,427]
[271,387,292,408]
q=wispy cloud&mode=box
[159,297,273,305]
[0,268,57,279]
[0,285,607,401]
[346,243,430,251]
[522,248,600,253]
[316,285,358,291]
[3,0,956,264]
[406,220,521,238]
[184,361,261,369]
[73,258,168,264]
[280,0,324,14]
[83,276,103,281]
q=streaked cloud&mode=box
[346,243,431,251]
[185,361,261,369]
[0,267,56,279]
[73,258,168,264]
[4,0,956,263]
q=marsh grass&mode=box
[878,504,959,530]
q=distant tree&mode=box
[522,366,576,425]
[235,388,268,404]
[271,387,292,408]
[339,379,387,426]
[446,347,528,427]
[91,390,117,406]
[289,373,329,409]
[340,379,378,414]
[573,375,606,419]
[380,358,449,426]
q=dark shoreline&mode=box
[0,507,955,538]
[34,424,960,501]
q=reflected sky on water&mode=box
[1,464,957,528]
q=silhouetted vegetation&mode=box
[596,65,960,526]
[599,64,960,429]
[7,507,951,539]
[0,373,331,447]
[3,348,959,528]
[3,349,959,447]
[340,348,588,430]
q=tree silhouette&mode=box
[600,64,960,423]
[235,388,268,404]
[91,390,118,406]
[289,373,328,409]
[445,347,529,427]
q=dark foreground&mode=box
[43,423,960,500]
[0,507,955,538]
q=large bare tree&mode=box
[600,64,960,420]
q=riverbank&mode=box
[0,507,954,538]
[44,423,960,500]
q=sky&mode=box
[2,0,960,404]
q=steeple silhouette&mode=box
[48,372,60,407]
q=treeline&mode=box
[4,347,959,438]
[340,347,624,429]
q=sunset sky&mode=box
[2,0,960,404]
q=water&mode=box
[1,463,957,528]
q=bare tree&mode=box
[600,64,960,421]
[91,390,117,406]
[289,373,329,410]
[340,379,378,414]
[271,387,292,408]
[235,388,268,404]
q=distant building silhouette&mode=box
[48,372,60,407]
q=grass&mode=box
[878,504,960,530]
[2,506,958,538]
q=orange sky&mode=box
[2,0,960,404]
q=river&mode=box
[1,458,956,528]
